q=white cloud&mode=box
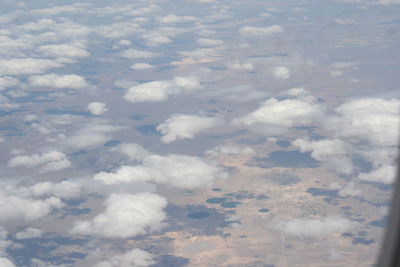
[202,85,267,103]
[227,61,254,72]
[15,227,43,239]
[119,49,159,59]
[328,98,400,147]
[140,32,172,47]
[29,180,82,199]
[71,193,167,238]
[232,98,323,131]
[358,164,396,184]
[277,216,355,236]
[8,150,71,172]
[87,102,108,115]
[94,249,155,267]
[124,76,201,103]
[156,114,223,143]
[28,73,88,89]
[97,143,227,188]
[0,76,21,90]
[197,38,224,47]
[158,14,197,23]
[273,66,290,79]
[293,138,353,174]
[0,58,63,76]
[131,63,155,70]
[239,25,283,36]
[38,43,89,58]
[0,258,16,267]
[205,144,255,157]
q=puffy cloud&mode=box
[0,258,16,267]
[227,61,254,72]
[232,98,323,131]
[37,43,89,58]
[119,49,159,59]
[158,14,197,23]
[131,63,155,70]
[8,150,71,172]
[62,123,122,149]
[71,193,167,238]
[239,25,283,36]
[0,58,63,75]
[327,98,400,147]
[124,76,201,103]
[0,76,21,90]
[177,48,221,63]
[111,143,151,161]
[87,102,108,115]
[197,38,224,47]
[277,216,355,236]
[273,66,290,79]
[0,194,63,222]
[29,180,82,199]
[93,249,155,267]
[28,73,88,89]
[95,152,227,188]
[358,164,396,184]
[140,32,172,47]
[156,114,223,143]
[293,138,353,174]
[15,227,43,239]
[205,144,255,158]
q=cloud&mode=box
[15,227,43,239]
[293,138,353,174]
[227,61,254,72]
[37,43,89,58]
[205,144,255,157]
[0,76,21,90]
[28,73,88,89]
[131,63,155,70]
[8,150,71,172]
[87,102,108,115]
[273,66,290,79]
[197,38,224,47]
[97,143,227,188]
[358,164,396,184]
[0,258,16,267]
[93,249,155,267]
[232,98,323,133]
[62,123,122,149]
[276,216,355,236]
[0,58,63,75]
[327,98,400,147]
[158,14,197,23]
[239,25,283,36]
[156,114,223,143]
[124,76,201,103]
[118,49,159,59]
[202,85,267,103]
[71,193,167,238]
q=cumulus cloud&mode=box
[0,258,16,267]
[15,227,43,239]
[197,38,224,47]
[273,66,290,79]
[293,138,353,174]
[62,123,122,149]
[93,249,155,267]
[8,150,71,172]
[119,49,159,59]
[95,151,227,188]
[71,193,167,238]
[28,73,88,89]
[202,85,267,103]
[227,61,254,72]
[276,216,355,236]
[358,164,397,184]
[87,102,108,115]
[131,63,155,70]
[205,144,255,158]
[232,98,323,134]
[0,58,63,75]
[156,114,223,143]
[327,98,400,147]
[124,76,201,102]
[37,43,89,58]
[239,25,283,36]
[0,76,21,90]
[158,14,197,23]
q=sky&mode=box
[0,0,399,266]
